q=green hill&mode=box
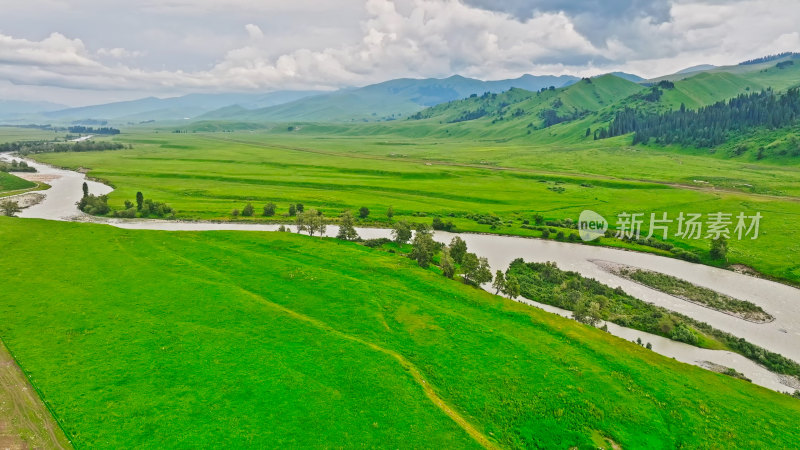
[197,75,579,123]
[408,74,645,130]
[1,218,799,448]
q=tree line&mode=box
[0,140,129,155]
[67,126,120,135]
[595,88,800,148]
[506,258,800,377]
[0,159,36,173]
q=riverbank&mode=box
[4,152,800,394]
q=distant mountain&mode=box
[648,53,800,83]
[675,64,718,75]
[42,91,321,123]
[197,74,580,123]
[609,72,645,83]
[0,100,68,120]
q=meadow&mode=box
[1,217,799,448]
[27,127,800,284]
[0,171,35,195]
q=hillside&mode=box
[197,74,579,123]
[408,74,645,129]
[1,218,799,448]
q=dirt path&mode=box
[167,247,499,449]
[0,340,71,450]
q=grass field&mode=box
[0,172,36,195]
[26,128,800,284]
[1,217,799,448]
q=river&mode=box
[2,152,799,393]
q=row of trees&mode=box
[67,126,120,135]
[0,159,36,173]
[596,88,800,147]
[233,203,389,220]
[0,140,129,155]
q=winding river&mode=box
[3,153,800,393]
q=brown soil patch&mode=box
[0,341,71,449]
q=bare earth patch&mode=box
[0,341,71,449]
[12,173,60,183]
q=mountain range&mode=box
[1,54,798,126]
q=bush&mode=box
[362,238,391,248]
[113,207,137,219]
[263,203,276,217]
[432,216,455,231]
[77,194,110,216]
[242,203,255,217]
[359,206,370,218]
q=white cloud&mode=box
[0,0,798,104]
[97,47,145,59]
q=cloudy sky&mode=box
[1,0,798,106]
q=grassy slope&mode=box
[30,129,800,283]
[1,217,799,448]
[0,172,35,194]
[408,75,644,130]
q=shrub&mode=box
[242,203,255,217]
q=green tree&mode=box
[336,210,360,241]
[574,299,602,326]
[710,237,728,261]
[359,206,370,219]
[391,220,412,244]
[387,206,394,219]
[263,203,276,217]
[492,270,505,294]
[410,225,435,268]
[231,208,240,218]
[440,247,455,279]
[0,200,21,217]
[449,236,467,264]
[461,253,492,285]
[136,191,144,211]
[296,203,304,213]
[502,275,520,298]
[82,182,89,198]
[242,203,255,217]
[297,209,326,237]
[288,204,297,216]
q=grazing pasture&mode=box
[1,217,799,448]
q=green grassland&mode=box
[1,217,799,448]
[0,171,35,195]
[26,128,800,284]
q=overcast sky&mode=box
[1,0,798,106]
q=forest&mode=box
[597,88,800,148]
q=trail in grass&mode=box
[163,245,498,450]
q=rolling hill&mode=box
[196,74,580,123]
[408,74,645,128]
